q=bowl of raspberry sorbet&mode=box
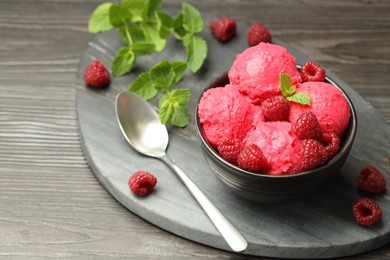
[195,66,357,204]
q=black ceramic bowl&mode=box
[195,71,357,204]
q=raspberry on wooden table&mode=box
[352,198,382,226]
[84,60,110,88]
[246,22,271,46]
[128,171,157,196]
[210,17,237,42]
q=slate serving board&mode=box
[76,21,390,258]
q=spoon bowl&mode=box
[115,91,248,253]
[116,92,168,157]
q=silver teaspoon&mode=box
[115,91,248,252]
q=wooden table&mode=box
[0,0,389,259]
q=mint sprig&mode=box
[129,60,190,127]
[280,73,311,105]
[88,0,207,75]
[88,0,208,127]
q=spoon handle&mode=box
[160,155,248,253]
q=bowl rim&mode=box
[195,67,358,179]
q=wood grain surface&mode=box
[0,0,389,259]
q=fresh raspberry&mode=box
[352,198,382,226]
[322,132,340,159]
[301,139,328,171]
[292,112,323,141]
[210,17,237,42]
[300,61,326,82]
[357,166,386,193]
[84,60,110,88]
[217,139,243,164]
[237,144,269,173]
[128,171,157,196]
[246,22,272,46]
[261,95,290,121]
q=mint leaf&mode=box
[286,92,311,105]
[169,88,191,104]
[88,3,114,33]
[184,35,207,73]
[130,28,146,43]
[118,26,129,45]
[280,73,311,105]
[142,0,161,21]
[280,73,296,97]
[150,60,175,91]
[158,89,191,127]
[129,71,158,100]
[109,4,133,28]
[172,13,187,39]
[120,25,145,45]
[132,42,156,56]
[157,11,174,38]
[157,11,174,29]
[158,94,174,125]
[112,47,135,76]
[121,0,146,22]
[171,61,187,84]
[141,22,166,51]
[170,105,190,127]
[181,3,203,34]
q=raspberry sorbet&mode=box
[228,42,302,104]
[198,43,351,175]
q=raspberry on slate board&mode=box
[210,17,237,42]
[353,198,382,226]
[358,165,386,193]
[128,171,157,196]
[247,22,272,46]
[84,60,110,88]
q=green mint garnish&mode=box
[88,0,207,73]
[109,4,133,28]
[129,60,189,126]
[88,3,114,33]
[88,0,208,127]
[280,73,311,105]
[181,2,203,35]
[159,89,191,127]
[183,35,208,73]
[112,47,136,76]
[286,92,311,105]
[129,60,187,98]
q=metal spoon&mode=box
[115,91,248,253]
